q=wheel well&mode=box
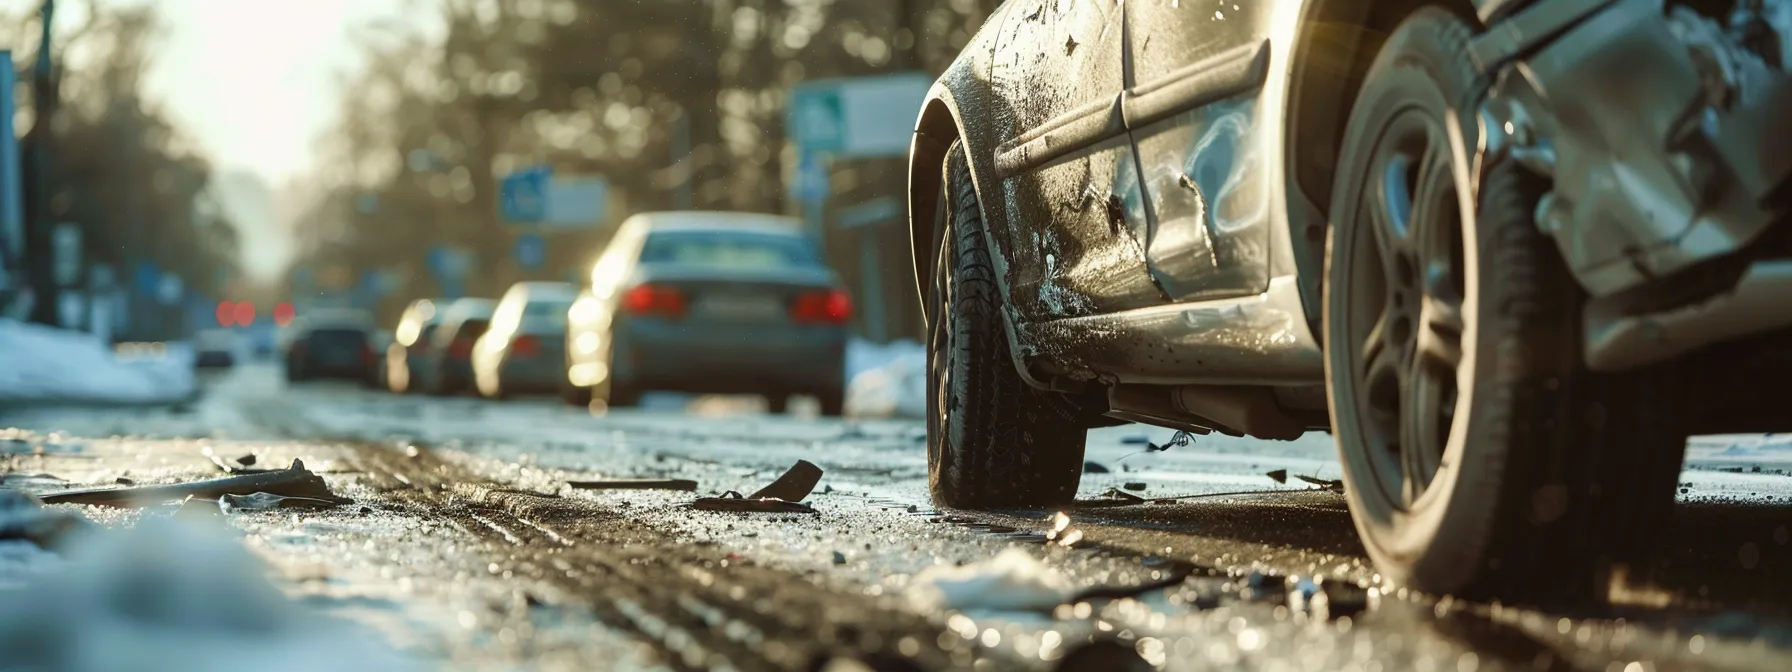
[907,97,961,322]
[1285,0,1480,330]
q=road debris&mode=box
[38,459,349,508]
[204,448,268,475]
[1267,469,1288,484]
[0,489,92,550]
[1295,474,1345,493]
[1052,640,1154,672]
[747,459,823,501]
[1082,460,1110,473]
[907,547,1074,612]
[568,478,699,491]
[219,492,342,513]
[1095,488,1147,504]
[690,492,818,514]
[1122,482,1147,491]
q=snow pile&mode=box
[0,516,418,672]
[906,548,1075,613]
[844,338,926,419]
[0,318,195,405]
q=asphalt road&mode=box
[3,363,1790,672]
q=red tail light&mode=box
[449,339,473,359]
[622,284,687,318]
[362,344,375,366]
[511,335,541,357]
[792,289,852,325]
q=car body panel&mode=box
[417,299,496,393]
[387,298,450,392]
[910,0,1327,387]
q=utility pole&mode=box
[25,0,56,326]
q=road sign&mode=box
[514,234,546,270]
[541,177,609,228]
[499,165,553,223]
[157,274,183,306]
[133,261,159,296]
[789,73,932,158]
[428,246,473,281]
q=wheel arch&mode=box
[906,92,962,320]
[1281,0,1483,335]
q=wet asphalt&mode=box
[2,363,1790,672]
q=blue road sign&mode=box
[514,234,546,270]
[499,165,552,223]
[789,85,846,154]
[133,261,159,296]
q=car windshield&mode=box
[521,301,572,330]
[638,231,819,269]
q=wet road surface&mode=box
[3,364,1790,671]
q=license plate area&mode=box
[694,294,784,321]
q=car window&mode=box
[309,328,367,351]
[521,301,572,329]
[638,231,819,269]
[458,319,492,339]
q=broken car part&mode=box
[567,478,699,492]
[1477,0,1792,371]
[39,459,349,507]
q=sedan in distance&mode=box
[416,298,496,396]
[385,298,451,394]
[564,212,851,414]
[285,309,377,383]
[473,281,579,399]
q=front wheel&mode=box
[926,141,1087,509]
[1322,8,1685,600]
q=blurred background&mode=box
[0,0,1006,347]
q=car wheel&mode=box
[927,141,1087,509]
[602,381,640,408]
[559,375,592,407]
[1322,7,1686,600]
[766,394,790,415]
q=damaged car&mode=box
[907,0,1792,599]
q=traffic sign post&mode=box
[499,165,552,224]
[514,234,546,271]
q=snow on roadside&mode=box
[0,318,195,406]
[844,338,926,420]
[906,547,1075,613]
[0,515,418,672]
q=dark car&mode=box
[285,310,377,383]
[416,298,497,396]
[386,298,451,394]
[473,282,578,399]
[193,329,236,369]
[563,212,851,414]
[904,0,1792,599]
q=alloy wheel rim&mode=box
[1345,106,1470,511]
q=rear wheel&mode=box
[1322,7,1685,600]
[816,388,845,417]
[927,141,1087,509]
[767,394,790,415]
[601,381,640,408]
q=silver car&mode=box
[563,212,852,414]
[473,282,579,399]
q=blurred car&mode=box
[285,309,377,383]
[385,298,450,393]
[415,298,497,396]
[193,329,237,369]
[473,282,578,399]
[563,211,851,414]
[903,0,1792,599]
[365,329,394,389]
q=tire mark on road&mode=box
[341,439,975,672]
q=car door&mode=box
[1126,1,1274,302]
[991,0,1161,320]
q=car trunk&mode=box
[307,328,370,368]
[630,265,842,325]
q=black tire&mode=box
[559,378,592,407]
[816,388,846,417]
[1322,7,1685,600]
[767,394,790,415]
[602,381,640,408]
[926,141,1087,509]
